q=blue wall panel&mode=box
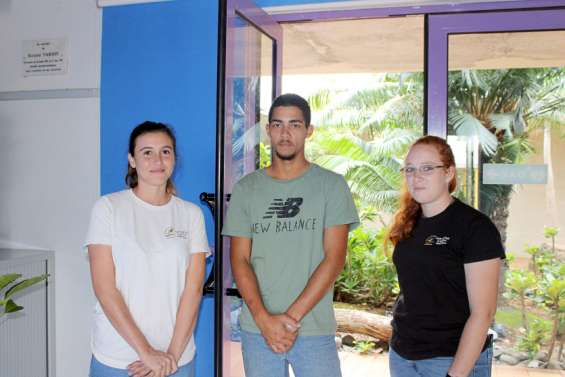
[100,1,218,375]
[100,1,337,375]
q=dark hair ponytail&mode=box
[125,121,177,194]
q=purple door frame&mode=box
[216,1,565,376]
[229,0,283,94]
[219,1,282,376]
[427,8,565,136]
[266,0,565,137]
[271,0,565,23]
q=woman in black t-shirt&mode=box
[386,136,505,377]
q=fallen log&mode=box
[335,308,392,341]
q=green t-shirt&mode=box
[222,164,359,335]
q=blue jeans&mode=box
[89,356,194,377]
[389,346,492,377]
[240,330,342,377]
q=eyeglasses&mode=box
[400,165,445,176]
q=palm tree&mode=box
[307,72,424,219]
[448,67,565,243]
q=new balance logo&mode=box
[263,197,303,219]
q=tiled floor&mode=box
[227,341,565,376]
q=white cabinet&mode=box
[0,249,55,377]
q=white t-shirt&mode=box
[84,189,210,369]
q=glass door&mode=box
[217,1,282,376]
[428,10,565,369]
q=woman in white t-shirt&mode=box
[85,121,209,377]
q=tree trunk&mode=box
[520,295,528,331]
[488,189,512,246]
[557,315,564,361]
[335,308,392,341]
[479,149,513,246]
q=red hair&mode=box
[386,136,457,247]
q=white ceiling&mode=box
[277,1,565,75]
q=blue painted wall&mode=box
[100,1,218,375]
[100,1,333,375]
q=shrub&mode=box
[518,318,550,359]
[335,226,398,308]
[504,269,537,330]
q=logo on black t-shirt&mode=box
[424,235,450,246]
[263,197,303,219]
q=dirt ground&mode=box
[226,341,565,376]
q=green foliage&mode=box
[504,224,565,361]
[0,274,21,291]
[518,319,551,359]
[535,248,555,272]
[448,68,565,144]
[259,142,271,169]
[544,226,559,255]
[505,269,537,299]
[525,245,542,275]
[310,128,411,214]
[307,72,423,213]
[355,340,376,354]
[536,261,565,362]
[504,269,537,330]
[305,70,565,322]
[495,308,547,329]
[536,264,565,313]
[335,225,398,307]
[544,226,559,239]
[525,245,541,257]
[0,273,48,318]
[448,68,565,238]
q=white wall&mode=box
[506,127,565,257]
[0,0,101,375]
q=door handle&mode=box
[200,192,216,296]
[202,282,241,298]
[199,192,237,298]
[226,288,242,298]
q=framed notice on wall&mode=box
[22,39,68,77]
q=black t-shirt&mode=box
[391,198,505,360]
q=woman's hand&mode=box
[127,360,152,377]
[129,349,177,377]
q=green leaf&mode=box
[524,245,541,256]
[544,226,559,238]
[4,299,23,314]
[449,111,498,155]
[4,274,48,299]
[505,269,536,294]
[0,274,21,291]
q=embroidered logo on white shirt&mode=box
[164,226,188,239]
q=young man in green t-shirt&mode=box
[223,93,359,377]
